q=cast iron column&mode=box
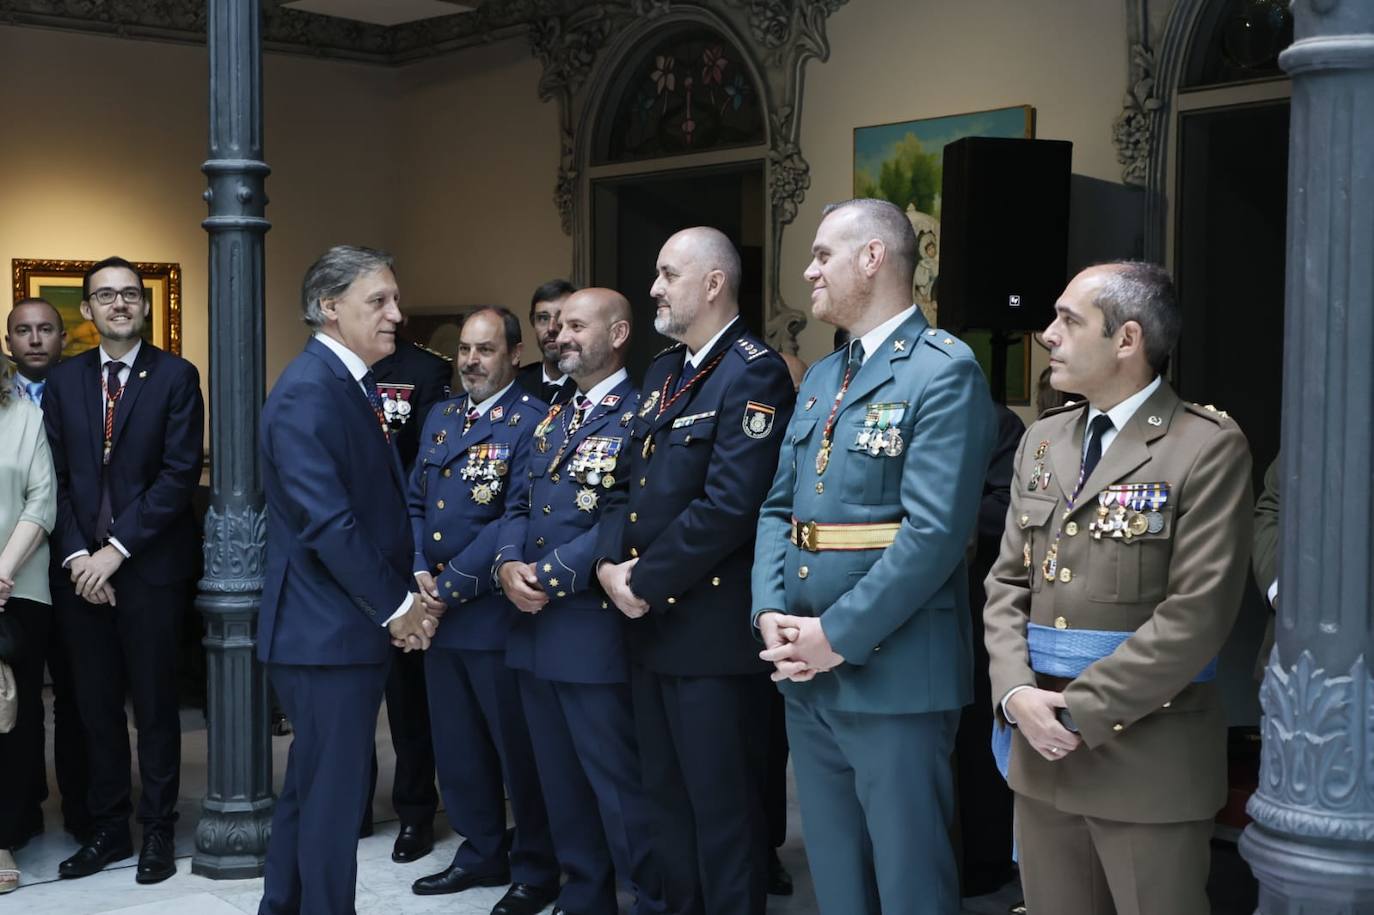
[1239,1,1374,911]
[193,0,273,879]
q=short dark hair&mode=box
[82,257,144,300]
[11,297,63,331]
[1093,261,1181,372]
[820,198,918,283]
[529,279,577,318]
[301,245,396,329]
[468,305,523,350]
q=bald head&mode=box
[557,286,632,387]
[666,227,742,299]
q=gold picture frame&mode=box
[11,258,182,358]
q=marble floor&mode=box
[10,689,1256,914]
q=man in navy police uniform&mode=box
[498,287,666,915]
[257,246,439,915]
[407,306,559,915]
[597,227,796,915]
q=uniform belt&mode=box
[1035,674,1073,692]
[789,516,901,552]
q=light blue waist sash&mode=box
[991,622,1217,779]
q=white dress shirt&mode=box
[576,368,630,410]
[469,381,516,418]
[685,315,741,370]
[855,305,918,365]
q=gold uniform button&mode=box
[667,597,677,605]
[1113,723,1124,732]
[1058,567,1073,583]
[712,577,721,586]
[535,537,545,547]
[798,565,809,579]
[1065,521,1079,536]
[1019,514,1029,527]
[1054,616,1068,630]
[557,591,567,598]
[442,468,452,478]
[551,473,560,483]
[1162,700,1172,708]
[436,499,446,510]
[630,547,639,557]
[815,482,825,494]
[640,477,647,487]
[543,505,552,515]
[432,531,442,541]
[629,512,638,523]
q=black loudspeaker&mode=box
[937,137,1072,333]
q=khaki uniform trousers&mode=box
[1015,793,1213,915]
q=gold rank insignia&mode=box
[621,411,634,426]
[575,487,599,512]
[444,404,456,416]
[639,390,660,417]
[1034,440,1049,460]
[508,413,521,426]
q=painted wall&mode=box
[0,25,401,391]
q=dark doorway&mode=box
[591,162,765,383]
[1175,99,1288,479]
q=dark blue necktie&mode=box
[1081,413,1114,481]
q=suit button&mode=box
[436,499,445,510]
[432,532,442,541]
[443,468,452,477]
[535,537,545,547]
[630,547,639,558]
[712,577,720,586]
[1054,616,1068,630]
[1113,723,1124,732]
[798,566,809,579]
[815,482,824,494]
[667,597,677,605]
[629,512,638,523]
[543,505,551,515]
[1065,521,1078,536]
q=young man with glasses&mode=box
[40,256,205,885]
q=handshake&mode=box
[389,572,448,651]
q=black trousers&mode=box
[39,585,91,836]
[630,665,771,915]
[365,644,438,828]
[0,597,51,848]
[55,570,187,836]
[765,686,789,848]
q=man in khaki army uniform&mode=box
[984,262,1253,915]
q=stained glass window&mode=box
[1184,0,1293,88]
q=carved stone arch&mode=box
[528,1,849,354]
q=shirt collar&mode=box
[855,305,917,364]
[576,368,629,409]
[470,381,515,417]
[1087,375,1162,433]
[541,364,566,386]
[313,332,368,382]
[99,339,143,369]
[686,315,740,369]
[14,371,40,389]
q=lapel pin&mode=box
[1147,415,1162,426]
[138,370,148,378]
[893,339,906,352]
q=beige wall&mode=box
[0,25,401,392]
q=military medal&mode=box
[1035,440,1049,460]
[433,429,447,444]
[621,411,634,426]
[815,441,832,475]
[1023,541,1032,569]
[601,474,615,489]
[537,436,549,453]
[574,487,599,512]
[883,426,904,457]
[471,483,493,505]
[1028,463,1043,491]
[643,435,654,459]
[639,390,660,418]
[1040,470,1052,491]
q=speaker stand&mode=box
[988,331,1013,407]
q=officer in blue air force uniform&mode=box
[406,306,560,915]
[495,288,667,915]
[752,200,996,915]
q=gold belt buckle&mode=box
[792,518,819,552]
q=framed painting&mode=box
[854,104,1034,402]
[11,258,182,358]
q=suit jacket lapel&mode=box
[80,351,104,467]
[564,378,635,455]
[110,344,155,453]
[838,310,928,411]
[307,337,406,496]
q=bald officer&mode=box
[984,262,1253,915]
[752,198,996,914]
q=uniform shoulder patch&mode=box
[653,341,687,359]
[733,337,772,362]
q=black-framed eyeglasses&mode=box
[90,287,145,306]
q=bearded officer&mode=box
[597,227,795,915]
[752,199,996,914]
[407,306,560,915]
[984,262,1253,915]
[497,287,666,915]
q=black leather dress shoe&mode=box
[412,863,510,896]
[392,822,435,863]
[490,881,559,915]
[767,848,794,896]
[136,830,176,884]
[59,829,134,879]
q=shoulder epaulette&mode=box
[653,341,686,359]
[733,337,772,362]
[1185,401,1231,423]
[918,327,970,359]
[1039,399,1085,419]
[417,342,453,363]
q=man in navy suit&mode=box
[256,246,440,915]
[407,307,559,915]
[498,287,665,915]
[41,258,204,884]
[516,279,578,407]
[597,228,796,915]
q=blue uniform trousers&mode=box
[260,662,389,915]
[630,665,771,915]
[424,647,557,886]
[786,698,960,915]
[517,671,665,915]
